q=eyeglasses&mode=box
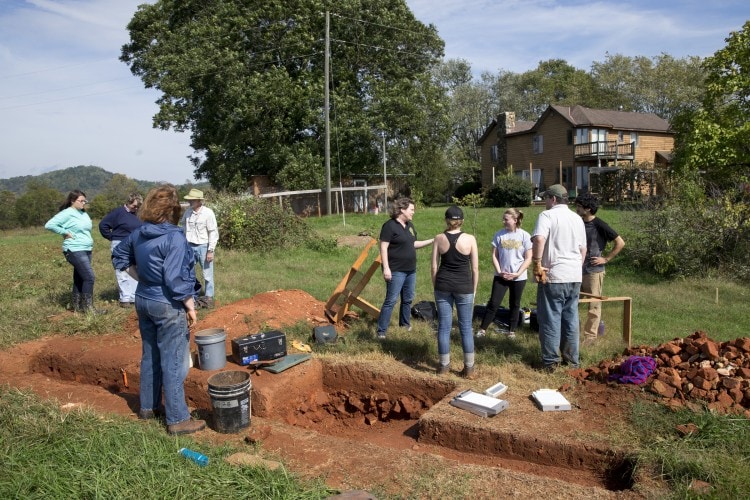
[75,198,88,204]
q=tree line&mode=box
[0,167,207,229]
[120,0,736,204]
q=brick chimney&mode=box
[495,112,515,172]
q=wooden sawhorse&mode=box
[579,294,632,347]
[325,238,382,323]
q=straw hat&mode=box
[184,189,205,200]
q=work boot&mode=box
[436,364,450,375]
[201,297,215,309]
[168,418,206,435]
[81,294,108,315]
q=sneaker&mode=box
[506,332,516,340]
[436,364,450,375]
[119,302,134,308]
[461,365,477,380]
[377,333,386,340]
[168,418,206,435]
[476,329,486,337]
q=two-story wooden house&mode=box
[478,105,674,199]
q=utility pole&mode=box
[324,11,332,215]
[382,132,387,211]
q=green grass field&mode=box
[1,205,749,498]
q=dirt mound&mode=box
[573,330,750,417]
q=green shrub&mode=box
[628,182,750,279]
[485,175,532,207]
[453,181,482,200]
[212,195,311,252]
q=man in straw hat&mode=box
[531,184,586,372]
[180,189,219,308]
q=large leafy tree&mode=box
[121,0,446,192]
[487,59,606,121]
[590,53,705,122]
[432,59,494,187]
[672,21,750,187]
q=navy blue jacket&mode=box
[112,222,198,306]
[99,205,143,241]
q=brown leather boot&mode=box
[168,418,206,435]
[461,365,477,380]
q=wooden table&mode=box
[578,296,632,347]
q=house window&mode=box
[576,128,588,144]
[567,129,573,145]
[618,131,624,143]
[631,132,639,147]
[533,135,543,154]
[558,167,574,186]
[576,166,589,192]
[517,169,543,198]
[490,144,498,162]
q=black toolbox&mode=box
[231,330,287,365]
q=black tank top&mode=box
[434,231,473,294]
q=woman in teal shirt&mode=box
[45,190,104,314]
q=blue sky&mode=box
[0,1,747,183]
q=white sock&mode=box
[464,352,475,368]
[440,354,450,366]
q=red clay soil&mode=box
[0,289,683,498]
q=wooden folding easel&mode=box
[325,238,382,323]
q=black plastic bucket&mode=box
[206,370,251,433]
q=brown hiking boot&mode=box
[168,418,206,435]
[436,364,450,375]
[461,365,477,380]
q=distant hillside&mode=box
[0,165,209,197]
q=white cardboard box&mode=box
[531,389,571,411]
[450,390,508,417]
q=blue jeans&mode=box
[191,243,214,297]
[536,282,581,368]
[377,270,416,334]
[111,240,138,303]
[135,297,191,425]
[64,250,95,295]
[434,290,475,356]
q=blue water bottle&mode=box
[598,320,605,337]
[179,447,209,467]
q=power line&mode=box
[330,38,431,59]
[330,12,432,37]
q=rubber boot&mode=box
[81,293,108,315]
[71,292,83,312]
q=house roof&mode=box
[547,105,672,133]
[478,105,672,144]
[477,117,535,145]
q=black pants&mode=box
[480,276,526,331]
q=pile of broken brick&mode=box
[572,330,750,418]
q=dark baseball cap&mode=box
[445,205,464,220]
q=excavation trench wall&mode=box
[26,337,633,490]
